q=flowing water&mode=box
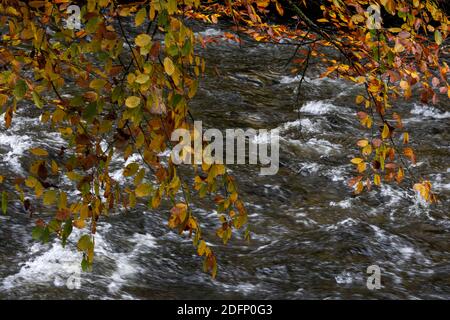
[0,24,449,299]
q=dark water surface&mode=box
[0,25,449,299]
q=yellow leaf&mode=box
[256,0,270,8]
[357,139,368,147]
[34,181,43,198]
[135,7,147,27]
[399,80,409,90]
[357,162,367,173]
[351,158,364,164]
[374,174,381,186]
[66,171,81,181]
[135,183,152,197]
[403,132,409,144]
[127,73,136,84]
[396,167,404,183]
[355,95,365,104]
[198,240,207,256]
[275,0,284,15]
[43,190,57,205]
[125,96,141,108]
[381,123,390,139]
[167,0,177,14]
[51,160,58,174]
[30,148,48,156]
[89,79,106,91]
[25,176,38,188]
[362,144,372,156]
[388,28,403,33]
[135,34,151,47]
[164,57,175,76]
[135,74,149,84]
[435,30,443,46]
[355,181,364,194]
[73,219,86,229]
[0,94,8,106]
[80,205,89,220]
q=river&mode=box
[0,23,449,299]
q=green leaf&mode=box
[32,226,50,243]
[123,163,139,177]
[70,95,84,107]
[32,225,44,240]
[32,91,43,108]
[13,79,27,99]
[86,17,100,33]
[111,86,123,102]
[181,39,192,56]
[83,102,97,121]
[47,219,61,233]
[81,257,90,272]
[77,234,93,251]
[62,219,73,248]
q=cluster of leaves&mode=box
[0,0,249,277]
[0,0,447,277]
[187,0,448,201]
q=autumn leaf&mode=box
[0,94,8,107]
[164,57,175,76]
[125,96,141,108]
[43,190,57,206]
[403,132,409,144]
[355,95,365,104]
[30,148,48,156]
[198,240,207,256]
[73,219,86,229]
[135,74,149,84]
[374,174,381,186]
[89,79,107,91]
[1,0,445,278]
[357,139,368,147]
[403,147,416,163]
[13,79,27,99]
[77,234,93,251]
[135,183,152,197]
[381,123,390,139]
[135,34,151,47]
[435,30,443,45]
[357,162,367,173]
[135,7,147,27]
[351,158,364,164]
[275,1,284,15]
